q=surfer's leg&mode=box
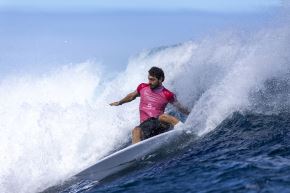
[132,127,142,144]
[158,114,179,125]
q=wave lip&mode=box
[1,17,290,193]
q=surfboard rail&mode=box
[76,128,194,181]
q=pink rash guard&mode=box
[137,83,176,123]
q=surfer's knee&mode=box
[132,126,141,133]
[158,114,169,122]
[159,114,179,125]
[132,127,143,137]
[132,127,142,144]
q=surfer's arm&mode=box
[172,101,190,115]
[110,91,139,106]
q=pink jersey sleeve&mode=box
[137,83,149,94]
[163,88,176,103]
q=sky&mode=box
[0,0,283,77]
[0,0,281,12]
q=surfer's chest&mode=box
[139,87,168,107]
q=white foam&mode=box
[0,61,138,193]
[0,21,290,193]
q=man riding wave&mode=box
[110,67,190,144]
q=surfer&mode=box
[110,66,190,144]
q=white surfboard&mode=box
[76,128,195,181]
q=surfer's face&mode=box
[148,75,161,89]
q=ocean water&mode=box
[88,112,290,193]
[0,8,290,193]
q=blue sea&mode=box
[73,112,290,193]
[0,6,290,193]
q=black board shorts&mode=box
[138,117,172,140]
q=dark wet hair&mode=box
[148,66,165,82]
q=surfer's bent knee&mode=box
[159,114,179,124]
[158,114,166,121]
[132,127,141,133]
[132,127,143,144]
[132,127,143,137]
[158,113,170,122]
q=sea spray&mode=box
[0,62,134,193]
[123,25,290,136]
[175,27,290,135]
[1,24,290,193]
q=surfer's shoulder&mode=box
[137,83,149,93]
[162,87,176,103]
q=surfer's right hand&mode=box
[110,101,120,106]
